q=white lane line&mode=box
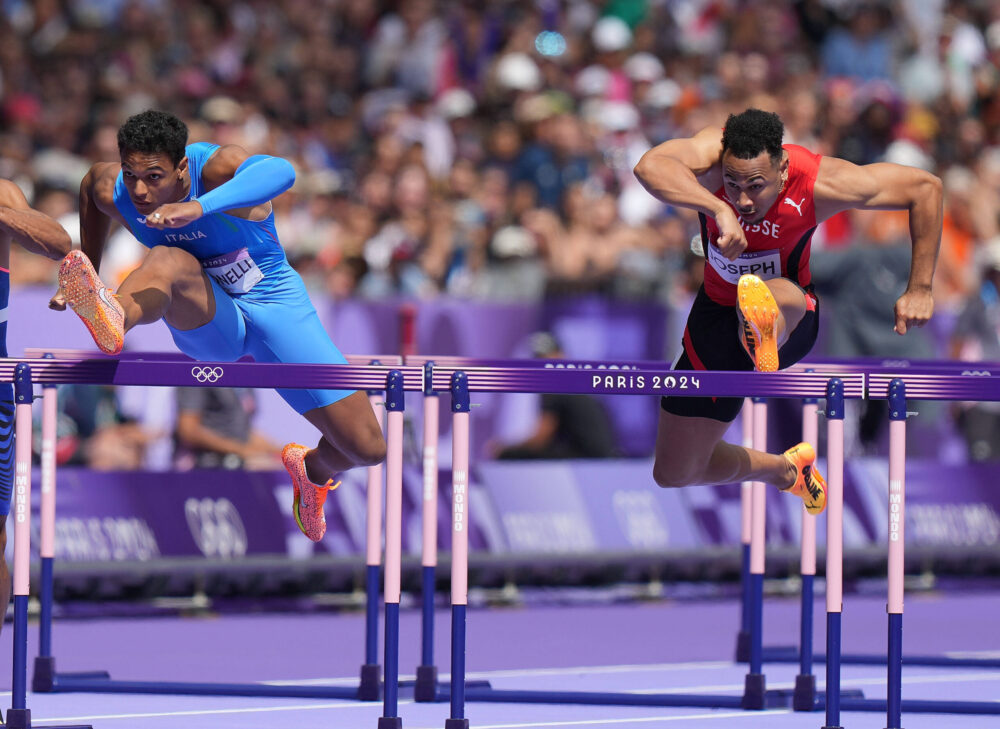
[410,710,792,729]
[263,661,733,685]
[33,700,413,723]
[630,670,1000,694]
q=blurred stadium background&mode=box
[1,0,999,607]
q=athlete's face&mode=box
[119,150,189,214]
[720,150,788,224]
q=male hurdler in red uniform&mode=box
[634,108,943,512]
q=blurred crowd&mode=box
[8,0,1000,464]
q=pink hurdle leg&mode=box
[742,398,768,709]
[378,371,404,729]
[736,399,753,662]
[446,372,471,729]
[886,380,907,729]
[360,391,385,701]
[8,365,34,724]
[824,379,846,729]
[793,398,819,710]
[415,380,441,701]
[33,383,59,690]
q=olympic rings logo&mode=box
[191,366,224,383]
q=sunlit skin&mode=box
[721,150,788,224]
[120,151,190,216]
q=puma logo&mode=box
[783,197,805,216]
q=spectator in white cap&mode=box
[591,16,633,101]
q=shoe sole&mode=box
[738,275,779,372]
[59,253,124,355]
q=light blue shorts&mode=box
[168,272,353,414]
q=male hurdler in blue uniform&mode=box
[0,180,73,618]
[52,110,385,541]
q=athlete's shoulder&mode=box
[86,162,123,206]
[185,141,221,164]
[784,144,822,175]
[0,179,27,209]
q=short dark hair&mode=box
[117,110,188,166]
[721,109,784,164]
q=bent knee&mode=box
[352,431,387,467]
[145,245,202,276]
[652,460,701,489]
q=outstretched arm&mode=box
[633,126,747,260]
[144,145,295,229]
[50,163,116,311]
[78,163,118,272]
[814,158,944,334]
[0,180,71,259]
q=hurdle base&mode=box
[358,663,382,701]
[792,674,815,711]
[741,673,785,709]
[444,720,469,729]
[32,656,55,692]
[377,718,402,729]
[5,709,29,729]
[414,665,438,702]
[1,709,90,729]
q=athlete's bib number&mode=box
[706,245,781,285]
[201,248,264,294]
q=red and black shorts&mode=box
[661,283,819,423]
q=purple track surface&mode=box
[1,590,998,728]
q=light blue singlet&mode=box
[112,142,351,414]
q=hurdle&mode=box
[758,358,1000,681]
[820,372,1000,726]
[427,362,1000,727]
[25,349,411,703]
[0,356,421,726]
[424,364,864,718]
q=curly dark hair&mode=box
[721,109,784,164]
[117,110,188,166]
